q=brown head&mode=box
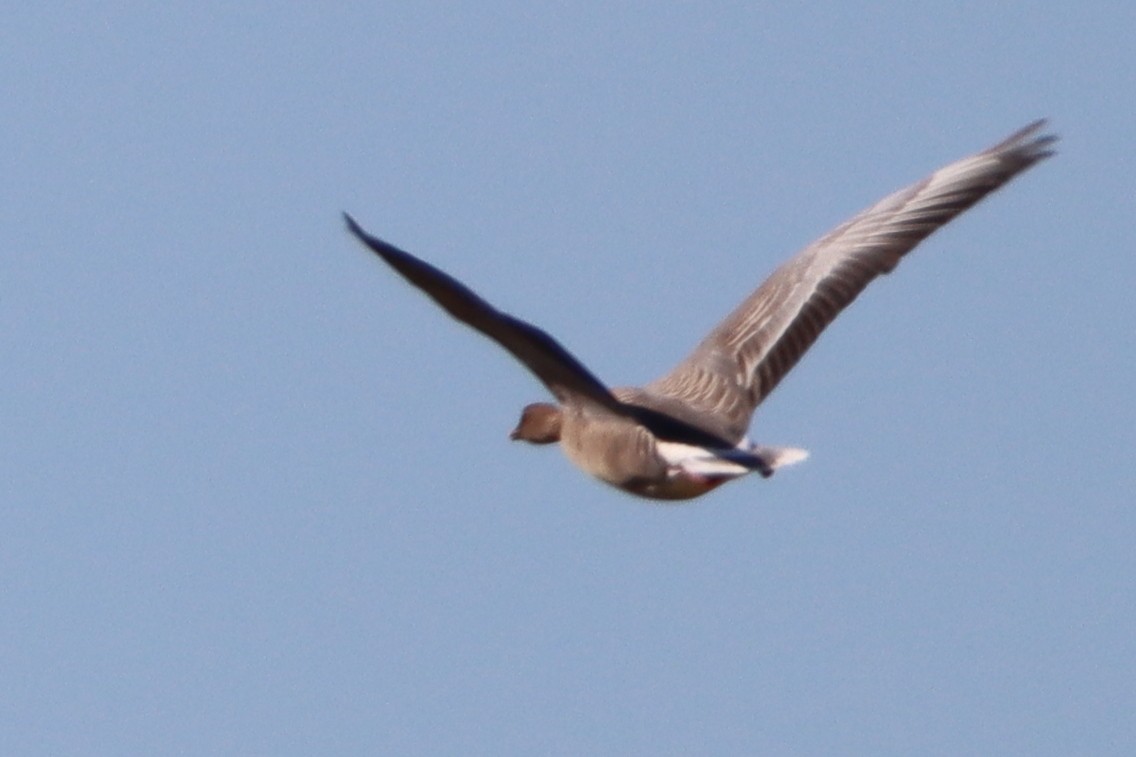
[509,402,562,444]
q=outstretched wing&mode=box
[345,214,624,413]
[645,120,1057,443]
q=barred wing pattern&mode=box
[646,120,1057,443]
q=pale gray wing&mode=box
[344,214,625,413]
[645,120,1057,443]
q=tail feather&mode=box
[751,445,809,478]
[656,440,810,480]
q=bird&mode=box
[345,120,1056,501]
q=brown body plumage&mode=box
[347,121,1056,500]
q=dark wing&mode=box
[345,214,625,414]
[645,120,1057,443]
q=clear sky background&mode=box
[3,3,1133,754]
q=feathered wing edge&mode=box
[344,214,620,409]
[646,120,1057,443]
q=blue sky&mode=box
[3,3,1134,754]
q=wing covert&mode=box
[646,120,1057,442]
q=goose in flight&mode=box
[345,120,1055,500]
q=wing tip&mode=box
[342,211,366,240]
[991,118,1059,164]
[341,212,405,266]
